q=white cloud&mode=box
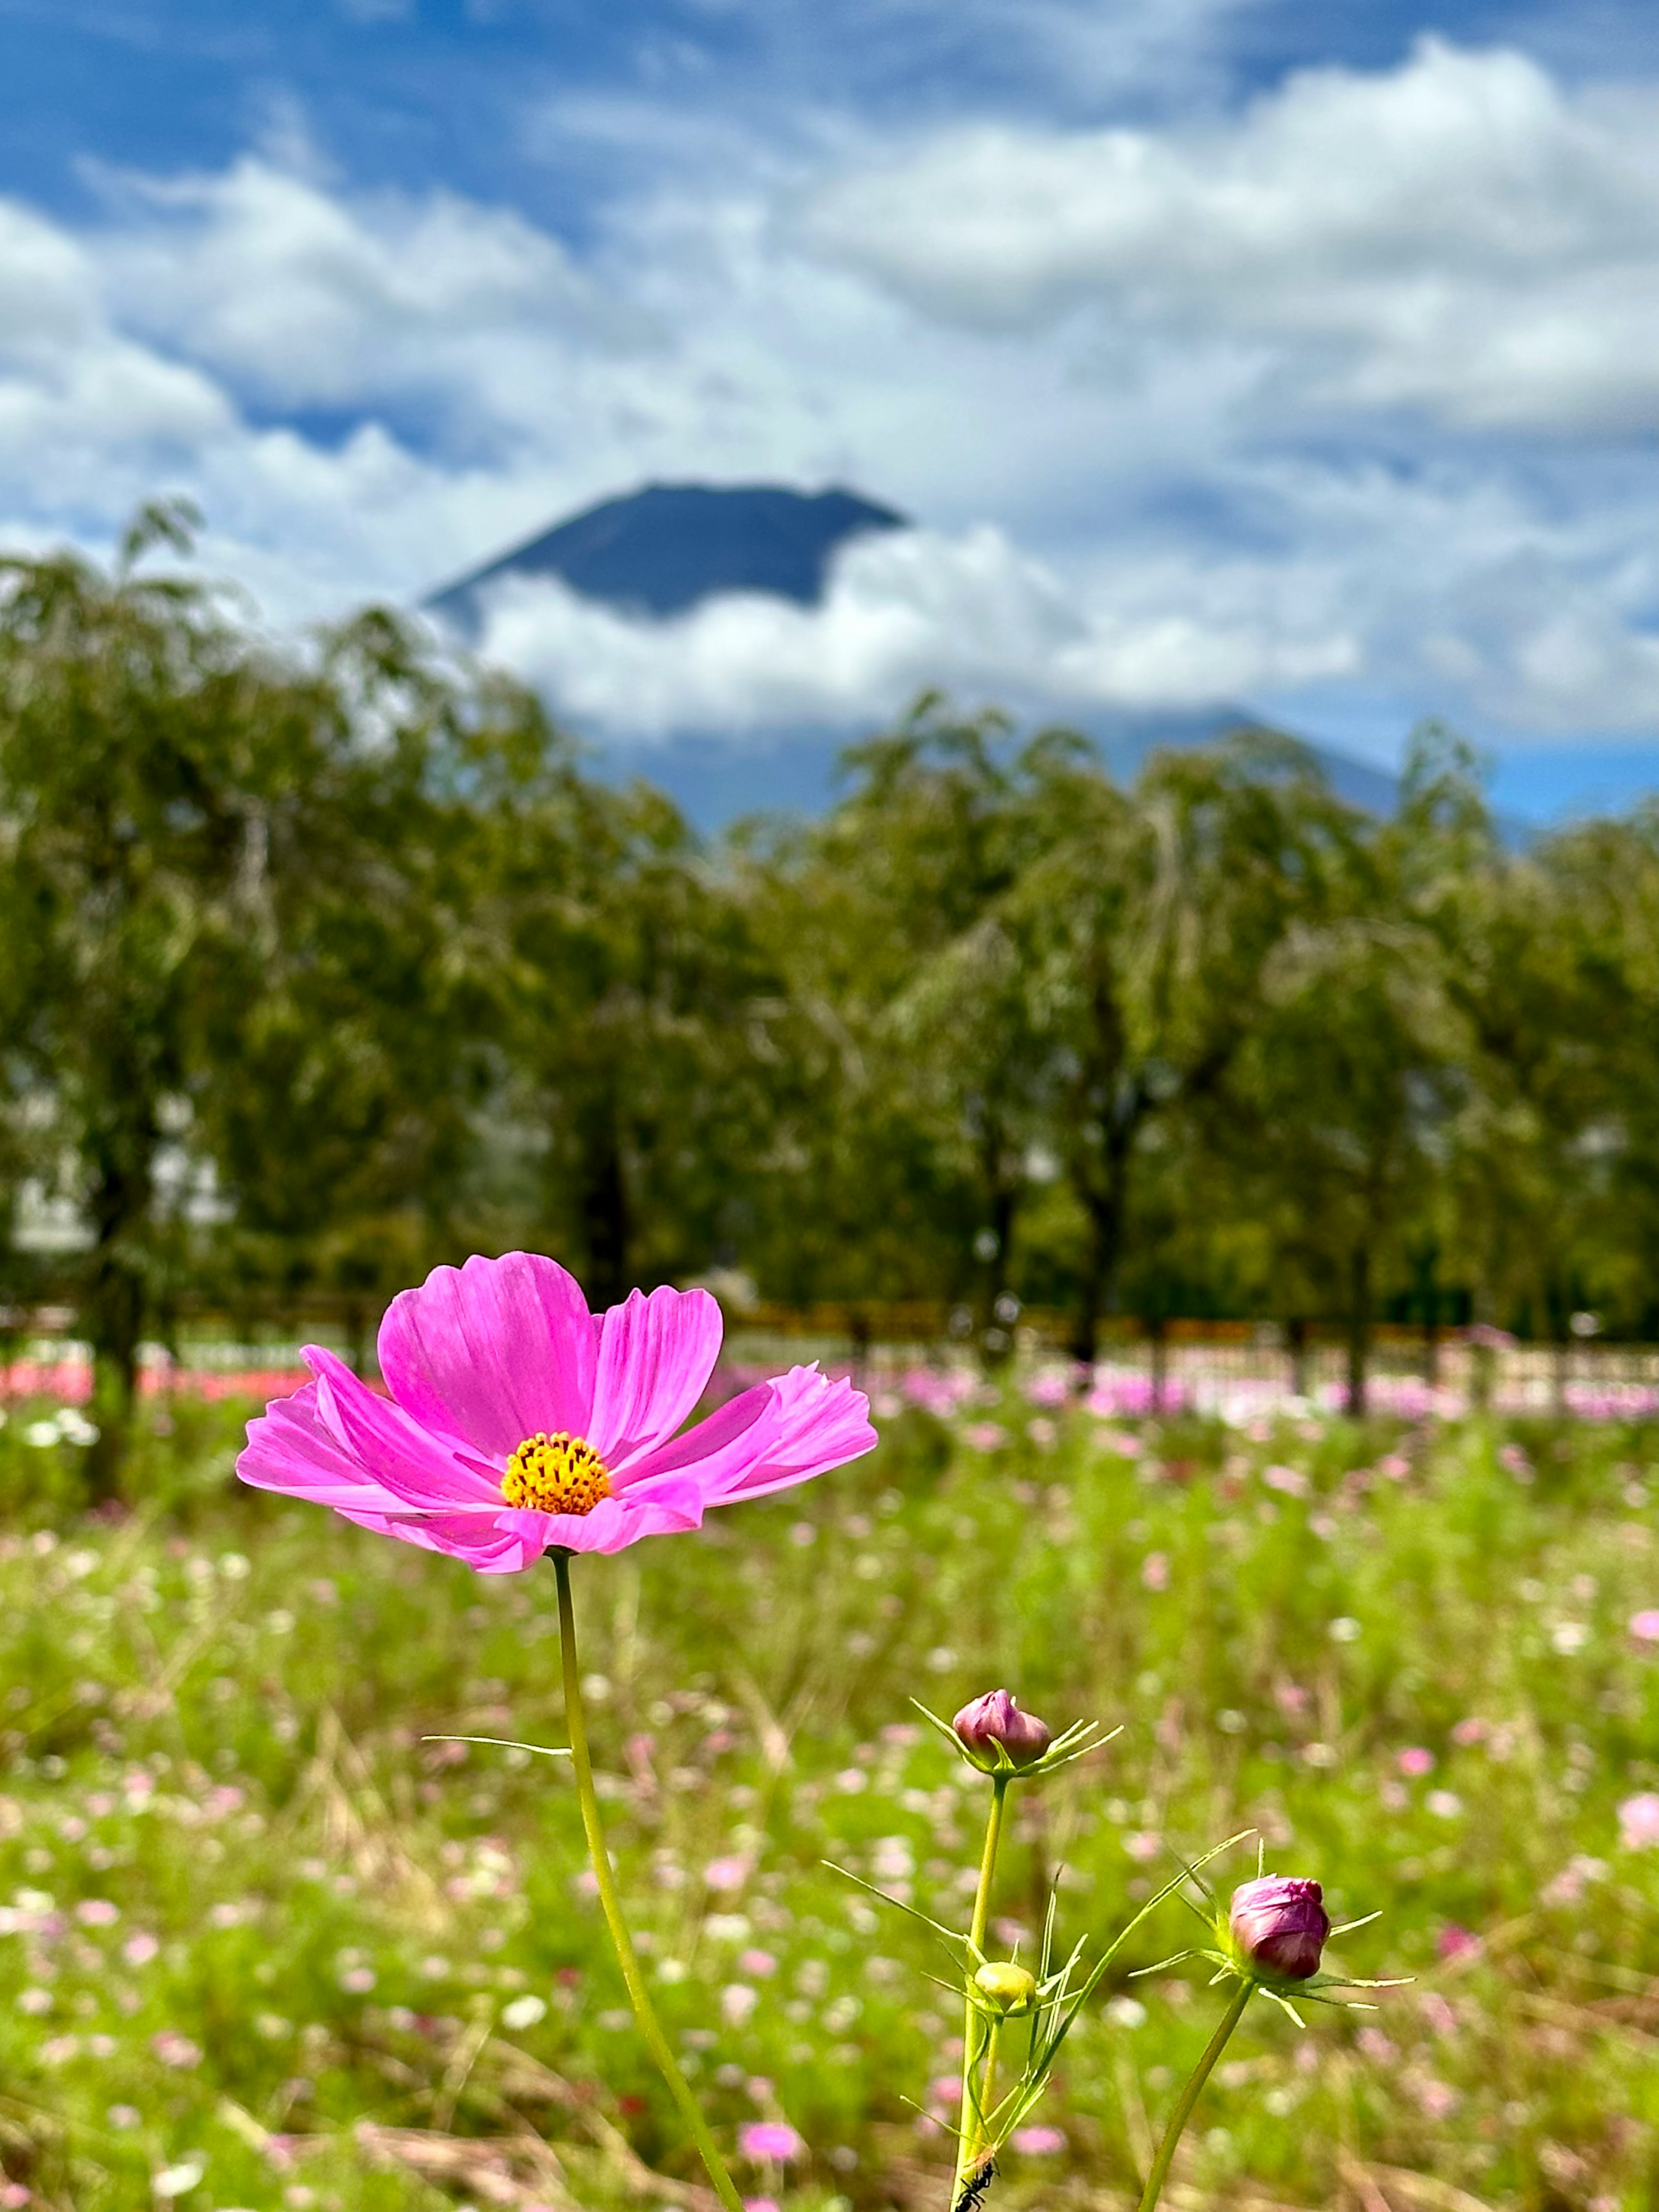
[470,521,1358,734]
[798,37,1659,432]
[0,40,1658,750]
[100,154,632,420]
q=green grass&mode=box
[3,1388,1659,2209]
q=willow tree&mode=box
[1013,729,1353,1363]
[0,514,518,1489]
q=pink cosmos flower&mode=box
[237,1253,877,1574]
[1630,1610,1659,1644]
[1397,1747,1435,1778]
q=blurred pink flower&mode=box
[1450,1717,1488,1746]
[1619,1792,1659,1850]
[238,1253,875,1572]
[1436,1923,1479,1960]
[121,1932,159,1967]
[1011,2126,1066,2154]
[743,2199,780,2212]
[1262,1464,1308,1497]
[1630,1610,1659,1644]
[1415,2076,1459,2120]
[704,1855,753,1893]
[737,1949,777,1977]
[927,2075,963,2105]
[150,2029,203,2069]
[74,1899,119,1926]
[739,2123,804,2162]
[963,1423,1008,1453]
[1397,1747,1435,1778]
[1141,1552,1170,1591]
[1025,1374,1072,1409]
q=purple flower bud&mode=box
[1229,1876,1332,1980]
[952,1690,1052,1769]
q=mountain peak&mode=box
[426,480,909,628]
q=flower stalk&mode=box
[554,1551,746,2212]
[1135,1980,1251,2212]
[952,1773,1009,2208]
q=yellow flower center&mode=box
[502,1432,613,1517]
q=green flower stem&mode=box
[1135,1980,1253,2212]
[553,1551,746,2212]
[951,1774,1010,2209]
[979,2016,1004,2145]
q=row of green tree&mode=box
[3,516,1657,1482]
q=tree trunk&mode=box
[578,1114,630,1310]
[978,1184,1019,1370]
[1345,1246,1372,1421]
[1286,1314,1309,1402]
[1147,1313,1169,1414]
[847,1306,871,1390]
[83,1248,144,1504]
[1068,1155,1128,1370]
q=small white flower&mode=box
[1329,1617,1362,1644]
[501,1994,547,2031]
[153,2157,206,2198]
[1551,1622,1589,1654]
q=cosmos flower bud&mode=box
[973,1961,1038,2014]
[1229,1875,1332,1980]
[952,1690,1052,1770]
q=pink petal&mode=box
[496,1476,708,1558]
[589,1286,724,1471]
[376,1252,597,1458]
[626,1367,875,1504]
[310,1349,504,1511]
[340,1508,543,1573]
[237,1382,407,1511]
[707,1366,877,1500]
[620,1383,775,1492]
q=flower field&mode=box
[3,1380,1659,2210]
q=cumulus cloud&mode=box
[471,521,1358,735]
[99,154,639,425]
[0,38,1658,748]
[799,37,1659,432]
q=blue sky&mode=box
[3,0,1658,816]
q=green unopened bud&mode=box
[973,1961,1037,2014]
